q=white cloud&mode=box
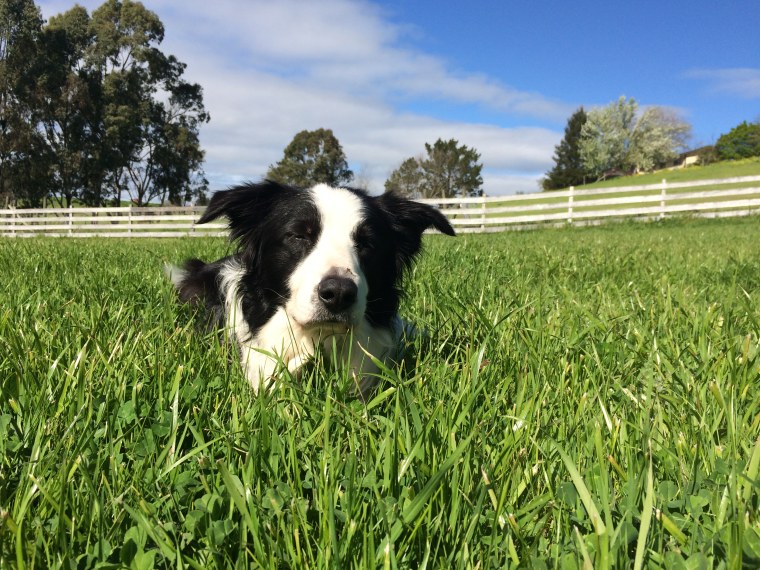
[37,0,566,195]
[685,68,760,100]
[157,0,572,119]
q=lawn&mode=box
[1,217,759,568]
[575,157,760,190]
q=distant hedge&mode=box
[716,121,760,160]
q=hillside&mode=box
[572,157,760,190]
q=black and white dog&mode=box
[168,181,455,396]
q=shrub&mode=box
[715,121,760,160]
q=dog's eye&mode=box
[287,230,313,245]
[355,237,373,254]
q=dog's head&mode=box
[198,181,455,332]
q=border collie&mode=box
[168,181,455,396]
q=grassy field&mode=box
[1,217,759,568]
[576,157,760,190]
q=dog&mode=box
[168,180,455,396]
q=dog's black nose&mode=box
[317,276,358,313]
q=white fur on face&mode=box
[285,184,368,327]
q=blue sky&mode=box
[387,1,759,138]
[38,0,760,194]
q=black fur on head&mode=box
[374,190,455,273]
[195,180,321,330]
[344,189,455,327]
[197,180,310,264]
[183,181,455,333]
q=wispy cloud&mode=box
[685,67,760,99]
[155,0,571,120]
[38,0,567,194]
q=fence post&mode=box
[660,179,667,220]
[128,205,133,235]
[568,186,574,224]
[11,206,16,237]
[68,204,73,236]
[480,194,486,231]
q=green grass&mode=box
[575,157,760,190]
[1,217,759,568]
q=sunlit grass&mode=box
[1,217,759,568]
[576,156,760,189]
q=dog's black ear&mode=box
[198,180,296,243]
[376,191,455,272]
[377,190,455,237]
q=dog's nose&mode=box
[317,276,358,313]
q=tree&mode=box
[151,80,209,205]
[384,157,423,197]
[628,106,691,172]
[36,5,97,206]
[715,121,760,160]
[267,128,353,187]
[579,97,637,179]
[386,138,483,198]
[542,107,589,190]
[579,96,691,180]
[87,0,209,206]
[421,139,483,198]
[0,0,209,207]
[0,0,46,205]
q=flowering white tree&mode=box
[580,97,691,180]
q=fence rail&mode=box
[419,175,760,233]
[2,175,760,237]
[0,205,227,238]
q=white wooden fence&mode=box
[0,205,226,238]
[420,175,760,233]
[2,175,760,237]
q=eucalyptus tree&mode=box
[1,0,209,207]
[0,0,47,205]
[86,0,209,206]
[36,5,96,206]
[267,128,353,187]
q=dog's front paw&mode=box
[286,355,308,377]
